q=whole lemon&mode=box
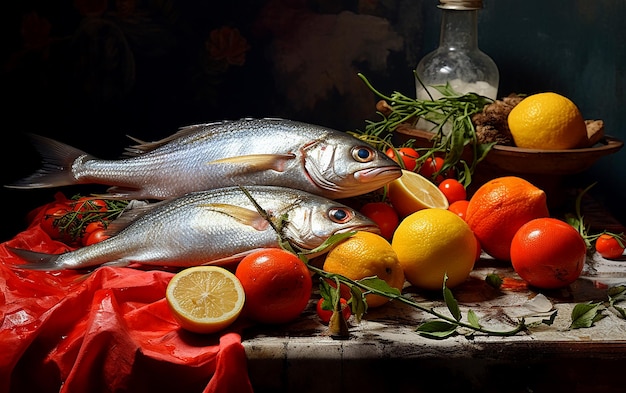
[323,231,405,308]
[507,92,588,149]
[391,208,477,291]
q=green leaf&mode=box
[318,278,341,311]
[613,305,626,319]
[301,231,356,256]
[608,285,626,304]
[467,309,481,329]
[569,302,605,329]
[349,286,367,323]
[442,274,461,321]
[416,320,458,339]
[356,276,402,298]
[485,273,503,289]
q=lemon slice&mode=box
[387,169,449,217]
[166,266,245,334]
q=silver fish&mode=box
[6,186,379,271]
[6,118,401,200]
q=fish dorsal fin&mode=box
[208,153,295,172]
[202,203,270,231]
[122,121,234,156]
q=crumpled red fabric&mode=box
[0,196,254,393]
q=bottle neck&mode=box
[438,8,479,51]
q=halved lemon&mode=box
[166,266,245,334]
[387,169,449,217]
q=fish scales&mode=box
[6,118,402,200]
[6,186,380,271]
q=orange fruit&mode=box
[465,176,549,261]
[510,218,586,289]
[166,266,246,334]
[507,92,588,149]
[359,201,400,240]
[391,208,477,291]
[235,248,312,324]
[387,169,449,218]
[323,231,405,308]
[448,199,470,221]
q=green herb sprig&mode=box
[565,182,625,254]
[350,73,496,187]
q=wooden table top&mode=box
[241,197,626,393]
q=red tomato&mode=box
[385,147,419,171]
[448,200,470,221]
[316,297,351,325]
[40,205,71,240]
[81,221,110,246]
[438,179,467,204]
[419,156,444,183]
[73,197,108,219]
[595,234,625,259]
[359,202,399,240]
[84,230,110,246]
[510,218,586,289]
[235,248,313,324]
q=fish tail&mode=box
[4,134,90,189]
[5,247,65,271]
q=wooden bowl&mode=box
[394,127,623,174]
[393,127,624,207]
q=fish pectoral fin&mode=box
[207,153,295,173]
[201,248,268,267]
[202,203,270,231]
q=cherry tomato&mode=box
[316,297,351,325]
[40,205,71,240]
[595,234,625,259]
[81,221,110,246]
[438,179,467,204]
[448,200,470,221]
[359,202,399,240]
[72,197,108,220]
[84,229,110,246]
[385,147,420,171]
[419,156,444,183]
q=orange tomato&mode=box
[40,205,71,240]
[72,197,108,220]
[385,147,419,171]
[235,248,312,324]
[438,179,467,204]
[419,156,445,184]
[359,202,399,240]
[448,200,470,221]
[510,218,586,289]
[81,221,110,246]
[316,297,351,325]
[595,234,625,259]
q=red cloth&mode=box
[0,196,254,393]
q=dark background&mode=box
[2,0,625,242]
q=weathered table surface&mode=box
[242,201,626,393]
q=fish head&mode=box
[302,134,402,199]
[281,195,380,253]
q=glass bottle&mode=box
[415,0,499,101]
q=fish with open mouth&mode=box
[6,118,401,200]
[5,186,380,271]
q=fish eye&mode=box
[351,146,375,163]
[328,208,353,224]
